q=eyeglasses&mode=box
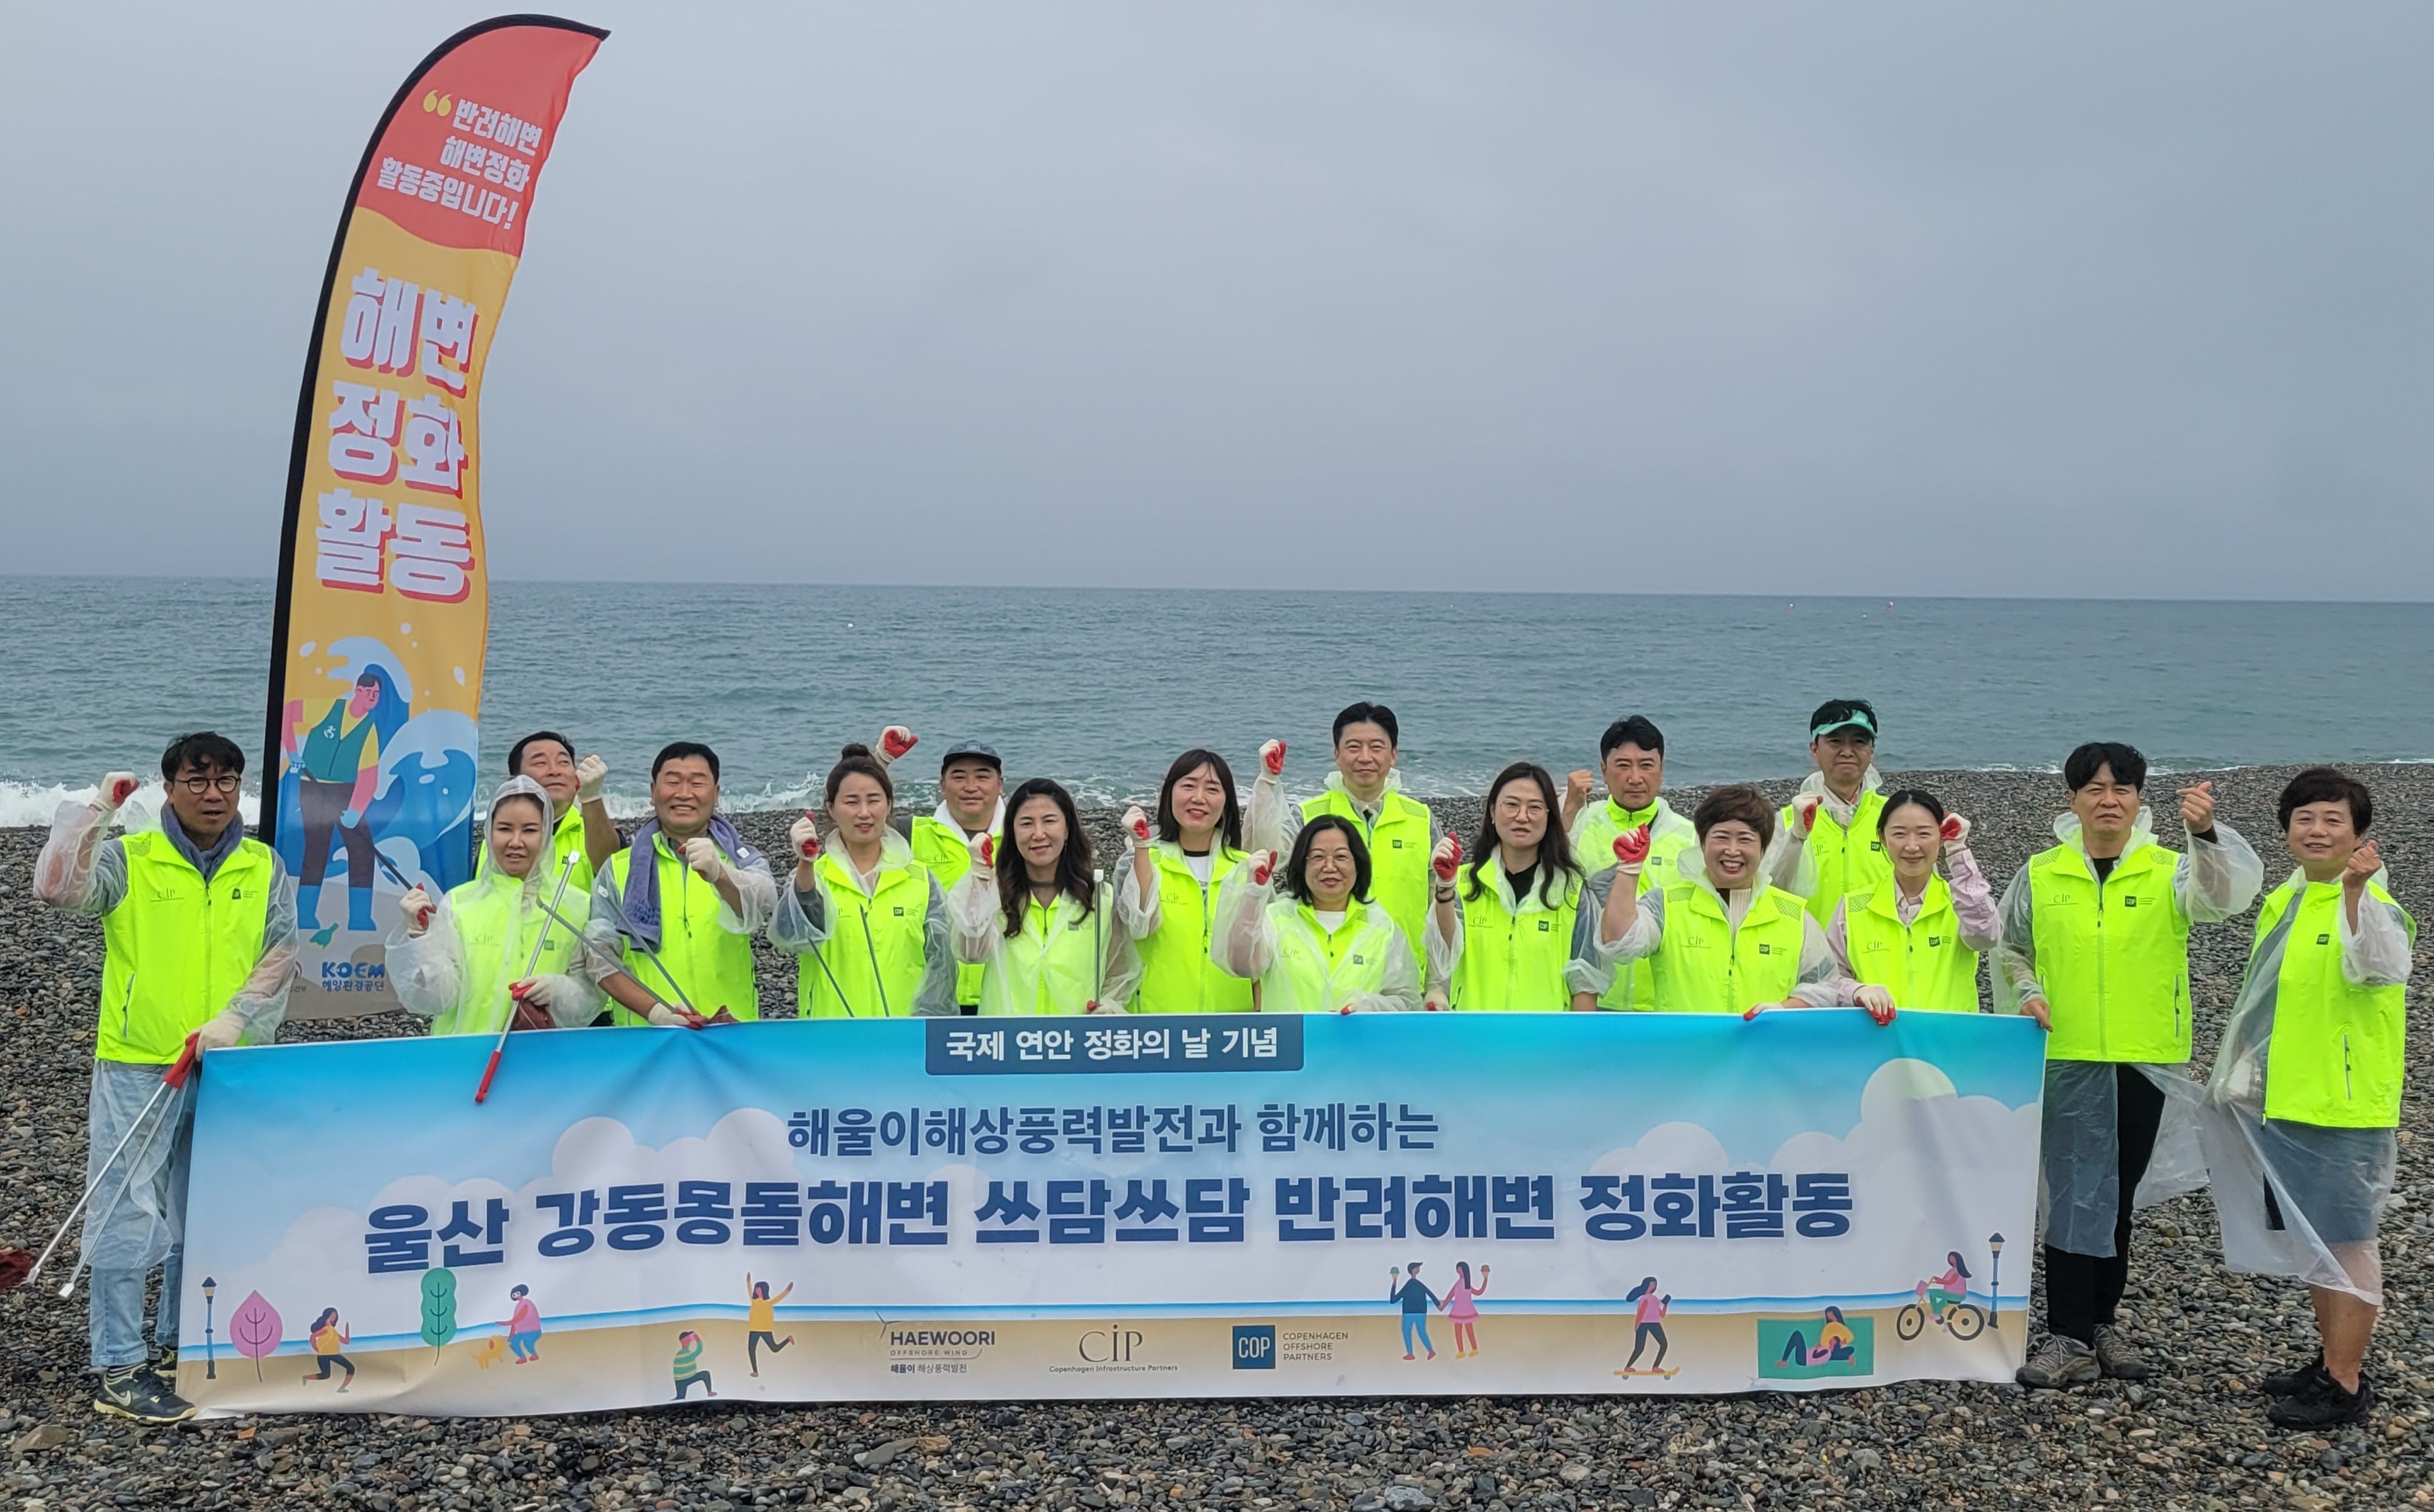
[177,774,242,795]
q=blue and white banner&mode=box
[177,1013,2043,1414]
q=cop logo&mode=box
[1232,1326,1276,1369]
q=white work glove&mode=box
[1611,824,1652,878]
[1939,813,1972,853]
[967,832,997,873]
[789,813,823,861]
[576,754,608,803]
[1791,795,1822,839]
[195,1006,249,1052]
[683,836,729,883]
[1338,995,1411,1015]
[399,885,436,936]
[1259,740,1286,779]
[1084,999,1128,1016]
[1853,984,1897,1026]
[510,974,579,1009]
[1122,806,1154,853]
[878,726,919,768]
[96,772,140,815]
[1243,850,1278,889]
[646,1003,696,1027]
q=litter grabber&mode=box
[536,890,733,1030]
[473,852,580,1104]
[42,1034,202,1300]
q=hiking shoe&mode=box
[2016,1333,2100,1389]
[2092,1325,2151,1380]
[93,1365,195,1424]
[2269,1369,2373,1430]
[2260,1354,2326,1398]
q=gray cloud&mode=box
[5,2,2430,596]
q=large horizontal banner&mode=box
[178,1013,2043,1415]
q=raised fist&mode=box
[1432,834,1463,882]
[969,832,996,870]
[576,754,608,802]
[1793,795,1823,837]
[97,772,139,813]
[683,836,726,881]
[1613,823,1652,870]
[399,885,435,936]
[1261,739,1286,777]
[1565,769,1594,808]
[790,813,822,861]
[1246,850,1277,887]
[1940,813,1972,848]
[1124,805,1153,848]
[2178,780,2216,835]
[880,725,919,764]
[2345,839,2382,893]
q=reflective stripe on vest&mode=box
[2256,878,2414,1127]
[99,831,275,1064]
[979,885,1109,1016]
[1650,882,1807,1015]
[1451,872,1580,1013]
[1840,875,1981,1013]
[1131,846,1255,1015]
[911,816,985,1007]
[2026,841,2191,1063]
[795,853,935,1020]
[1781,790,1890,923]
[1264,901,1398,1015]
[1301,791,1432,965]
[605,839,760,1023]
[431,870,588,1037]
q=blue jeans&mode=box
[1400,1313,1433,1354]
[86,1060,196,1371]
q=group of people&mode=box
[30,697,2413,1433]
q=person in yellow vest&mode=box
[1211,818,1422,1013]
[583,742,775,1026]
[1593,785,1847,1016]
[947,778,1139,1015]
[1251,704,1440,981]
[1560,716,1697,1010]
[2205,768,2414,1429]
[491,731,621,891]
[1998,741,2262,1389]
[1118,749,1258,1013]
[1766,699,1892,922]
[895,732,1003,1014]
[389,777,602,1034]
[1819,789,1998,1018]
[33,732,297,1425]
[769,744,955,1018]
[1426,763,1607,1012]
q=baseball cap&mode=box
[1808,699,1878,742]
[939,741,1001,771]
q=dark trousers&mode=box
[298,775,375,889]
[2044,1064,2166,1343]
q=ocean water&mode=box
[4,575,2430,825]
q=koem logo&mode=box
[1232,1325,1276,1369]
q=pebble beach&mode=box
[1,763,2430,1511]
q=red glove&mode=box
[1613,824,1652,870]
[1261,739,1286,777]
[107,774,140,807]
[1247,850,1276,887]
[0,1248,34,1295]
[880,726,919,762]
[1432,835,1463,882]
[1124,805,1154,848]
[969,833,995,869]
[1940,813,1972,847]
[1794,795,1823,835]
[791,813,822,861]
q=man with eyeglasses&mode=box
[33,732,298,1425]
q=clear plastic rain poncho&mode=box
[1585,851,1847,1006]
[1994,806,2265,1258]
[385,778,602,1033]
[1761,765,1884,901]
[1208,861,1421,1013]
[947,868,1142,1015]
[2139,867,2414,1302]
[769,824,960,1017]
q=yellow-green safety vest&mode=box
[977,885,1113,1016]
[2025,841,2191,1063]
[1301,788,1433,963]
[2254,876,2415,1127]
[1131,845,1255,1014]
[911,815,986,1007]
[429,869,591,1037]
[1256,900,1404,1014]
[794,851,936,1019]
[1650,881,1809,1014]
[99,830,276,1064]
[1839,875,1980,1013]
[1449,863,1582,1013]
[604,838,761,1024]
[1782,789,1890,923]
[1571,801,1693,1010]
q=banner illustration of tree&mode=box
[421,1268,459,1360]
[229,1291,283,1382]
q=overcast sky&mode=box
[5,3,2431,597]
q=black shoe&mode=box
[2268,1369,2373,1430]
[93,1365,196,1424]
[2260,1354,2325,1398]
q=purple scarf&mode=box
[163,807,244,883]
[617,815,759,950]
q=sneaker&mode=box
[2269,1369,2373,1429]
[93,1365,196,1425]
[2016,1333,2100,1389]
[2092,1325,2151,1381]
[2260,1354,2326,1398]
